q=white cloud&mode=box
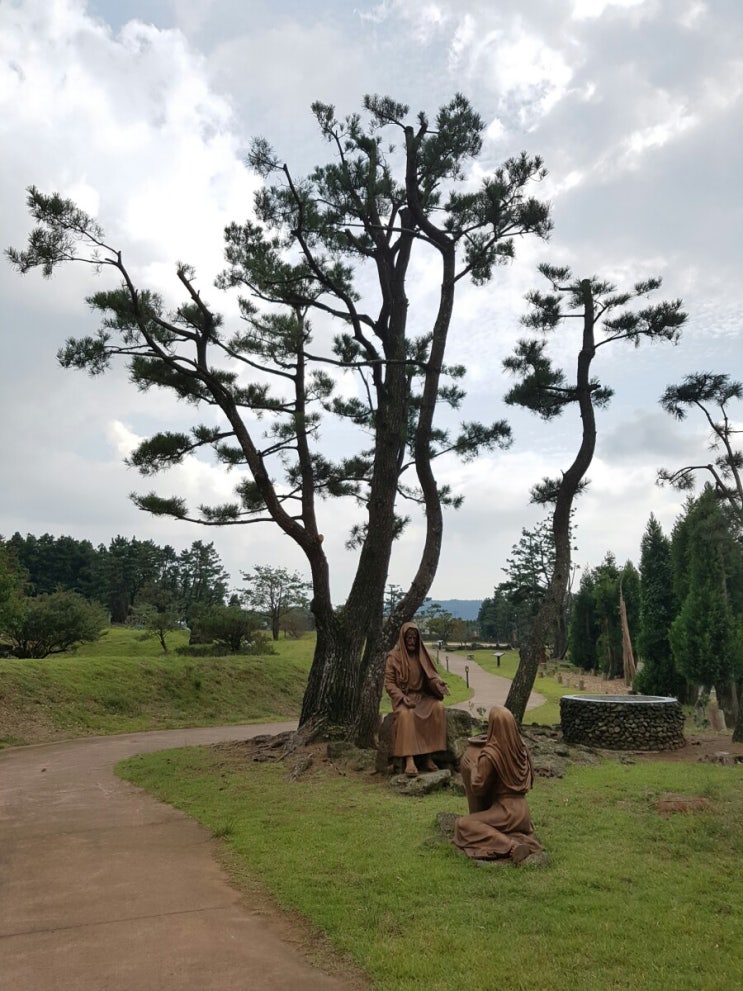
[447,21,574,127]
[571,0,648,21]
[1,0,257,292]
[623,106,698,160]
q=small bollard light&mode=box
[465,664,469,687]
[445,654,449,671]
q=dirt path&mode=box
[0,723,368,991]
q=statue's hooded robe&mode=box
[384,622,447,757]
[454,705,543,860]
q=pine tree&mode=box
[568,570,598,671]
[635,514,686,698]
[8,95,552,743]
[502,267,685,721]
[669,488,743,724]
[657,373,743,738]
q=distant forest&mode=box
[3,532,230,625]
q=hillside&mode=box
[424,599,482,621]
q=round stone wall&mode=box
[559,694,685,751]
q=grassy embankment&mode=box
[0,627,471,747]
[120,742,743,991]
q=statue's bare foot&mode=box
[422,758,438,773]
[404,758,418,777]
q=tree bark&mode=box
[733,679,743,742]
[715,679,738,730]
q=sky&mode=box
[1,0,741,604]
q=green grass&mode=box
[0,627,470,746]
[0,627,314,745]
[119,747,743,991]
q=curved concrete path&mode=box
[0,654,539,990]
[0,722,359,991]
[440,648,545,714]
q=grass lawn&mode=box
[0,627,312,745]
[0,627,470,746]
[119,744,743,991]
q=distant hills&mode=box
[422,599,483,621]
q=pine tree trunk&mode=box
[298,599,368,740]
[298,516,392,745]
[732,679,743,742]
[715,679,738,730]
[506,601,554,724]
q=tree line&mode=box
[479,485,743,739]
[0,533,312,657]
[3,533,230,624]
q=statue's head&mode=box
[403,625,419,652]
[486,705,518,742]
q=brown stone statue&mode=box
[384,622,449,777]
[454,705,543,864]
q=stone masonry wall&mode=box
[560,695,685,751]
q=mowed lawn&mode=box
[119,744,743,991]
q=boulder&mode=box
[389,769,452,796]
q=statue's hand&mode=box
[401,696,416,708]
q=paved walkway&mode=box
[441,648,545,714]
[0,723,354,991]
[0,653,539,990]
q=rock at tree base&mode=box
[325,741,378,772]
[389,769,452,796]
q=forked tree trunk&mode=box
[298,608,369,741]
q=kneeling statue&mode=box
[454,705,543,864]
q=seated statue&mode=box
[384,622,449,777]
[453,705,543,864]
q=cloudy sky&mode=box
[1,0,740,603]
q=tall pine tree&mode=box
[669,488,743,724]
[635,514,686,698]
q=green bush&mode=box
[175,630,275,658]
[0,590,108,658]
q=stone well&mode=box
[560,694,685,751]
